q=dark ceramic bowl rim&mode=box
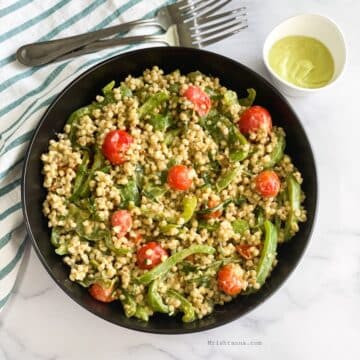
[21,47,318,334]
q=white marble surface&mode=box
[1,1,359,359]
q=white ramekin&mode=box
[263,14,347,97]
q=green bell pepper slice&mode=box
[256,220,277,287]
[134,306,152,321]
[147,279,169,313]
[167,289,196,323]
[138,92,169,119]
[231,219,249,234]
[180,195,197,223]
[238,88,256,107]
[69,150,90,202]
[216,165,241,192]
[264,129,286,169]
[120,289,137,318]
[137,245,216,285]
[284,175,301,240]
[78,147,105,198]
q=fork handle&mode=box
[51,34,168,64]
[16,18,159,66]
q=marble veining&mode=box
[1,0,360,359]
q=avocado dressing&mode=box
[268,35,335,88]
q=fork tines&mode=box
[179,0,233,21]
[189,7,248,47]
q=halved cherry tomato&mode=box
[255,170,280,198]
[203,199,222,219]
[217,263,244,296]
[111,210,132,237]
[184,85,211,116]
[236,244,254,260]
[102,130,133,165]
[167,165,193,191]
[137,242,168,270]
[238,106,272,134]
[89,283,115,303]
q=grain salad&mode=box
[41,67,307,322]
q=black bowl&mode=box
[22,47,317,334]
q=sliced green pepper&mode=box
[228,125,249,162]
[138,92,169,119]
[231,219,249,234]
[167,289,196,323]
[101,80,115,104]
[134,306,152,321]
[120,289,137,318]
[216,165,241,192]
[264,130,286,169]
[148,114,173,132]
[69,150,90,202]
[137,245,216,285]
[147,279,169,313]
[187,70,202,82]
[160,195,197,234]
[142,183,167,201]
[222,90,238,108]
[284,175,301,240]
[68,202,90,219]
[119,84,133,97]
[50,227,61,247]
[55,244,68,256]
[135,164,144,189]
[78,147,106,198]
[238,88,256,107]
[180,195,197,223]
[255,206,265,229]
[256,220,277,287]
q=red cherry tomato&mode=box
[111,210,132,237]
[184,85,211,116]
[137,242,168,270]
[167,165,193,191]
[217,263,244,296]
[89,283,115,303]
[203,199,222,219]
[238,106,272,134]
[236,244,254,260]
[102,130,133,165]
[255,170,280,198]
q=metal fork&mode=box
[17,0,232,66]
[42,8,248,64]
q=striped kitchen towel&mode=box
[0,0,174,312]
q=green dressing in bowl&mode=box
[268,35,335,88]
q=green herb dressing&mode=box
[269,35,335,88]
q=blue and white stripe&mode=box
[0,0,173,312]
